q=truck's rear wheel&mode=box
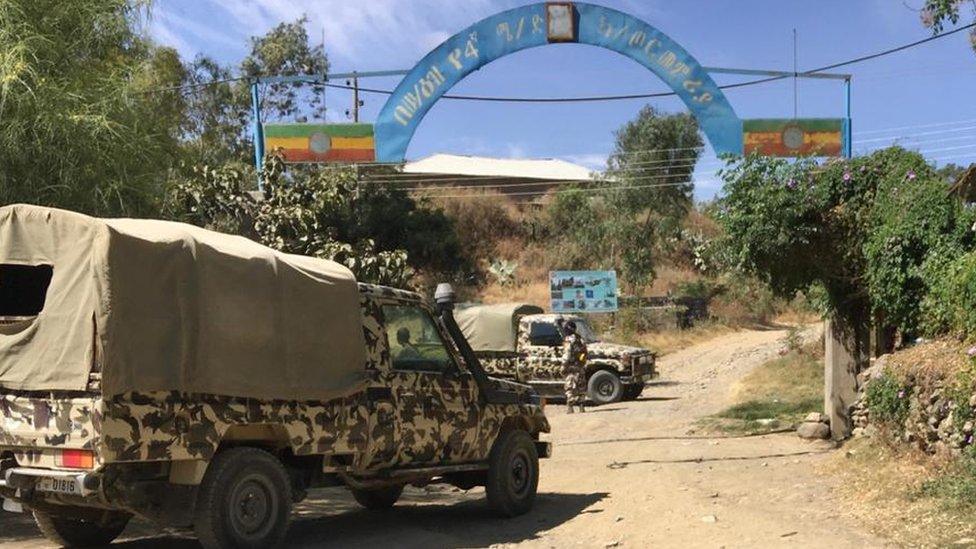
[33,509,130,547]
[588,370,623,404]
[485,430,539,517]
[351,484,403,510]
[194,447,292,549]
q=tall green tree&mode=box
[0,0,185,215]
[548,107,702,294]
[181,17,329,167]
[921,0,976,50]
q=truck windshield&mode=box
[573,319,599,343]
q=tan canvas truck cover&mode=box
[0,204,367,401]
[456,303,544,353]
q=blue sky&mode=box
[149,0,976,200]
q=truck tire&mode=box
[624,383,645,400]
[194,447,292,549]
[33,509,130,547]
[351,484,404,510]
[588,370,623,404]
[485,430,539,517]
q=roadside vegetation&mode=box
[700,339,823,434]
[829,438,976,547]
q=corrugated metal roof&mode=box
[403,153,595,181]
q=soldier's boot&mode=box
[578,402,586,413]
[566,404,575,414]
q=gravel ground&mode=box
[1,325,889,548]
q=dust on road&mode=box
[0,326,887,548]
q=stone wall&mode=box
[850,340,976,455]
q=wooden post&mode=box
[824,317,869,440]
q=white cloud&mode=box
[151,0,516,67]
[560,153,609,170]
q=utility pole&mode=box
[792,28,798,119]
[345,73,364,122]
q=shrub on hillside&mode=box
[424,189,524,270]
[865,373,911,427]
[864,154,976,336]
[922,251,976,337]
[167,155,466,287]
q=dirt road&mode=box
[1,327,886,548]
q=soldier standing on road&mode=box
[562,320,588,414]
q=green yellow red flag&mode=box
[263,123,375,163]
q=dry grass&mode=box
[476,280,550,309]
[632,322,736,356]
[648,265,700,295]
[884,338,969,384]
[825,438,976,548]
[772,308,820,326]
[700,341,823,434]
[729,341,824,405]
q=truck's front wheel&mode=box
[33,509,130,547]
[485,430,539,517]
[588,370,623,404]
[194,447,292,549]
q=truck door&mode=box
[521,320,566,381]
[381,304,480,466]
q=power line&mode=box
[384,143,976,194]
[854,116,976,136]
[392,171,707,192]
[312,20,976,102]
[804,21,976,74]
[419,178,720,199]
[854,124,976,144]
[147,21,975,103]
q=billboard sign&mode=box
[550,270,618,313]
[743,118,849,157]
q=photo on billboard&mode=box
[549,270,618,313]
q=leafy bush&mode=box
[864,373,911,426]
[709,272,781,325]
[919,457,976,509]
[167,155,465,287]
[718,147,975,338]
[864,153,975,335]
[425,189,524,272]
[921,251,976,337]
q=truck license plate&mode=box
[36,477,79,495]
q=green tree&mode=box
[167,155,464,287]
[920,0,976,51]
[606,105,703,224]
[0,0,185,215]
[547,107,701,294]
[717,147,974,342]
[181,17,329,167]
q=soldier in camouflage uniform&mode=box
[562,320,588,413]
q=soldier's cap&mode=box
[563,320,577,334]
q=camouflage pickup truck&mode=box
[0,205,549,548]
[457,304,657,405]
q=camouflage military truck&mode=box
[457,304,657,405]
[0,205,550,548]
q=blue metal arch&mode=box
[375,2,743,162]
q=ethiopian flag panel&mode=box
[263,123,375,163]
[743,118,848,158]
